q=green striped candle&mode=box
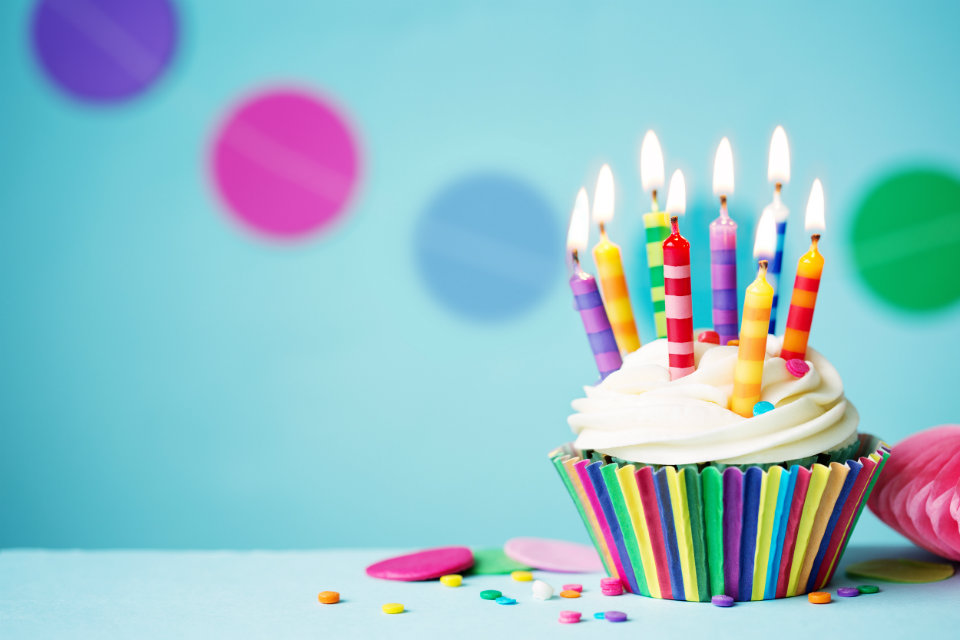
[643,209,671,338]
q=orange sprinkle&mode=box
[807,591,831,604]
[727,339,740,346]
[559,590,581,599]
[318,591,340,604]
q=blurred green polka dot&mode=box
[851,168,960,311]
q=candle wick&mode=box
[571,249,580,265]
[758,259,769,275]
[775,182,782,195]
[598,222,606,236]
[670,215,680,233]
[811,233,821,249]
[652,190,658,211]
[720,195,727,207]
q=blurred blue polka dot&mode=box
[415,174,562,320]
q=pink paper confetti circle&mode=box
[210,89,361,239]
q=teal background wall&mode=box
[1,0,959,549]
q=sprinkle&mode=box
[562,583,583,592]
[439,574,462,587]
[786,358,810,378]
[593,612,605,619]
[857,584,880,594]
[558,610,582,624]
[511,570,533,582]
[727,339,739,346]
[808,591,831,604]
[604,611,628,622]
[711,594,734,607]
[382,603,404,614]
[753,401,775,416]
[531,580,554,600]
[480,589,502,600]
[837,587,860,597]
[698,330,720,344]
[495,596,517,605]
[559,590,581,598]
[318,591,340,604]
[601,577,623,596]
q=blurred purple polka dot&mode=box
[211,89,361,239]
[31,0,178,103]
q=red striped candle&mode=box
[663,215,694,380]
[780,180,826,362]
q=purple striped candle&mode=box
[710,204,739,345]
[571,271,622,380]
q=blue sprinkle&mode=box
[753,401,775,416]
[495,596,517,605]
[594,612,605,619]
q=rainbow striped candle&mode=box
[711,138,739,345]
[567,188,622,379]
[763,126,791,334]
[640,131,669,339]
[730,260,774,417]
[781,180,826,362]
[592,165,641,355]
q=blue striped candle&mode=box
[709,203,739,345]
[762,189,789,334]
[570,271,622,380]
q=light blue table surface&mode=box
[1,545,957,639]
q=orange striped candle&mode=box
[592,164,641,355]
[781,180,826,361]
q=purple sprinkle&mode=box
[837,587,860,598]
[604,611,628,622]
[712,594,735,607]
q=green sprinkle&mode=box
[480,589,502,600]
[857,584,880,594]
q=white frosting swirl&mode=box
[568,336,858,465]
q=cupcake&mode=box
[551,335,888,602]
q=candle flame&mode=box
[592,164,615,225]
[713,137,734,196]
[665,169,686,215]
[640,130,665,192]
[805,178,825,232]
[753,209,778,258]
[566,187,590,254]
[767,126,791,184]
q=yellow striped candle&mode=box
[730,260,773,417]
[640,131,669,338]
[592,164,641,354]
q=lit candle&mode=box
[592,164,641,355]
[780,179,825,362]
[640,130,670,339]
[730,211,777,417]
[710,137,739,345]
[761,126,791,334]
[567,188,623,380]
[662,171,695,380]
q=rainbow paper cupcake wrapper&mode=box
[550,433,889,602]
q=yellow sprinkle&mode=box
[511,570,533,582]
[382,602,404,614]
[440,574,462,587]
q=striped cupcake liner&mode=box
[550,433,889,602]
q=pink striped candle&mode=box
[663,215,694,379]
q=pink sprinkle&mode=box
[559,610,582,624]
[562,583,583,592]
[785,359,810,378]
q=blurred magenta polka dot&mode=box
[415,174,562,320]
[31,0,178,103]
[211,89,361,239]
